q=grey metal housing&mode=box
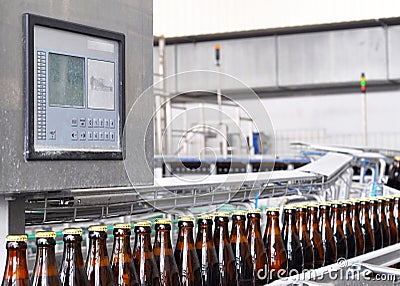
[0,0,154,194]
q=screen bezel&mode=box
[24,13,125,160]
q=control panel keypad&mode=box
[36,51,46,140]
[69,116,115,143]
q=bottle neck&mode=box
[112,233,132,263]
[155,228,173,250]
[266,214,281,236]
[308,209,318,226]
[34,240,59,276]
[87,232,110,267]
[360,204,370,219]
[134,231,153,253]
[283,212,296,232]
[4,242,29,280]
[177,225,195,244]
[247,217,262,237]
[196,224,213,242]
[296,212,307,231]
[63,236,85,268]
[332,208,342,222]
[231,219,246,236]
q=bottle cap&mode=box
[214,212,230,217]
[266,207,280,213]
[247,208,261,214]
[36,231,56,238]
[197,214,213,220]
[306,203,319,208]
[88,225,108,232]
[63,228,83,235]
[6,234,28,242]
[232,210,246,216]
[135,221,152,227]
[113,223,132,230]
[178,216,195,222]
[155,218,172,225]
[394,156,400,161]
[283,206,296,210]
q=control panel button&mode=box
[110,132,115,141]
[71,118,78,127]
[71,131,78,141]
[99,131,104,141]
[87,118,93,128]
[104,132,110,141]
[93,131,98,141]
[99,118,104,128]
[87,131,93,141]
[110,119,115,129]
[93,118,99,128]
[79,118,86,127]
[79,131,86,141]
[49,130,56,140]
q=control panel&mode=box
[25,14,125,160]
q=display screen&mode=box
[48,53,85,107]
[88,59,115,110]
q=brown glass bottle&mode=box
[60,228,89,286]
[349,200,365,256]
[213,212,237,286]
[341,202,356,259]
[385,196,398,245]
[230,211,254,286]
[2,235,30,286]
[307,204,324,269]
[295,206,313,270]
[85,226,114,286]
[359,200,375,253]
[31,231,61,286]
[282,207,303,275]
[387,156,400,190]
[263,208,287,282]
[369,198,383,250]
[318,204,337,265]
[111,224,139,286]
[174,216,201,286]
[246,209,267,285]
[330,203,347,259]
[395,196,400,243]
[132,221,160,286]
[377,198,390,247]
[154,219,180,286]
[194,215,219,286]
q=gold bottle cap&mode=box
[214,212,230,217]
[113,223,132,230]
[6,234,28,242]
[88,225,108,232]
[394,156,400,161]
[155,218,172,225]
[266,207,280,212]
[197,214,213,220]
[283,206,297,210]
[63,228,83,235]
[178,216,195,222]
[36,231,56,238]
[135,221,152,227]
[306,203,319,208]
[232,210,246,216]
[247,208,262,214]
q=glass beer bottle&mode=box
[330,202,347,259]
[350,199,365,256]
[214,212,237,286]
[263,208,287,282]
[307,204,324,269]
[369,198,383,250]
[359,200,375,253]
[132,221,160,286]
[385,196,398,245]
[295,205,313,270]
[318,204,337,265]
[153,218,180,286]
[377,198,390,247]
[230,210,254,286]
[111,224,139,286]
[282,207,304,274]
[341,202,356,259]
[246,209,267,285]
[395,196,400,243]
[195,215,219,286]
[60,228,89,286]
[31,231,61,286]
[2,235,30,286]
[85,226,114,286]
[174,216,202,286]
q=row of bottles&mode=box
[4,196,400,286]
